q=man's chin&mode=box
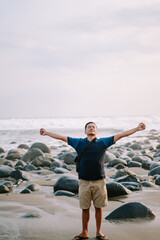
[88,133,96,136]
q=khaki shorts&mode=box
[79,179,108,209]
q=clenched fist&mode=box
[40,128,48,136]
[137,123,146,131]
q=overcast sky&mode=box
[0,0,160,118]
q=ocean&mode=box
[0,116,160,151]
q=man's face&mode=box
[85,123,98,136]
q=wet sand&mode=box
[0,167,160,240]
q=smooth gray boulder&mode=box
[54,190,75,197]
[155,176,160,186]
[18,144,29,149]
[26,183,41,191]
[105,202,155,220]
[54,167,69,174]
[15,160,26,167]
[104,151,116,163]
[128,161,142,168]
[2,181,14,191]
[130,143,142,150]
[22,148,44,163]
[115,175,140,183]
[148,166,160,176]
[0,147,5,154]
[20,188,32,194]
[50,161,61,170]
[6,149,23,160]
[62,152,77,165]
[107,159,127,168]
[30,142,51,153]
[10,170,30,181]
[0,184,10,193]
[106,182,130,198]
[23,164,37,171]
[142,160,151,170]
[150,162,160,170]
[54,174,79,194]
[141,181,155,188]
[0,166,15,178]
[153,150,160,158]
[120,182,142,191]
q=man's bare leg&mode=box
[73,209,90,240]
[95,207,107,239]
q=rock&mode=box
[41,160,52,167]
[10,170,30,181]
[156,144,160,150]
[61,163,72,171]
[113,169,136,179]
[50,161,61,170]
[128,161,142,168]
[15,160,26,167]
[62,152,77,165]
[105,202,155,220]
[22,148,44,163]
[4,160,15,168]
[150,162,160,170]
[104,151,116,163]
[0,166,15,178]
[0,147,5,154]
[106,182,130,198]
[130,143,142,150]
[31,156,53,167]
[30,142,51,153]
[153,157,160,162]
[153,150,160,158]
[141,181,155,188]
[54,174,79,194]
[120,156,132,162]
[114,163,126,170]
[23,164,37,171]
[20,188,32,194]
[120,182,142,191]
[148,166,160,176]
[155,176,160,185]
[15,179,23,185]
[26,183,41,191]
[127,151,135,158]
[2,181,14,191]
[21,213,41,218]
[142,160,152,170]
[132,155,150,164]
[0,184,10,193]
[107,159,127,168]
[6,149,23,160]
[54,167,69,174]
[54,190,75,197]
[18,144,29,149]
[115,175,140,183]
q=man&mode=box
[40,122,146,240]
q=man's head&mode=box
[85,122,98,137]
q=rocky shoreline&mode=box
[0,129,160,239]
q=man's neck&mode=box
[87,135,96,142]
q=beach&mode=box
[0,116,160,240]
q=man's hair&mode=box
[85,122,97,130]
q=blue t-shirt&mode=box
[67,136,114,181]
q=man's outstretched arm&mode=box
[114,122,146,143]
[40,128,68,143]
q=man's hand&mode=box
[114,122,146,143]
[40,128,67,143]
[137,122,146,131]
[40,128,48,136]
